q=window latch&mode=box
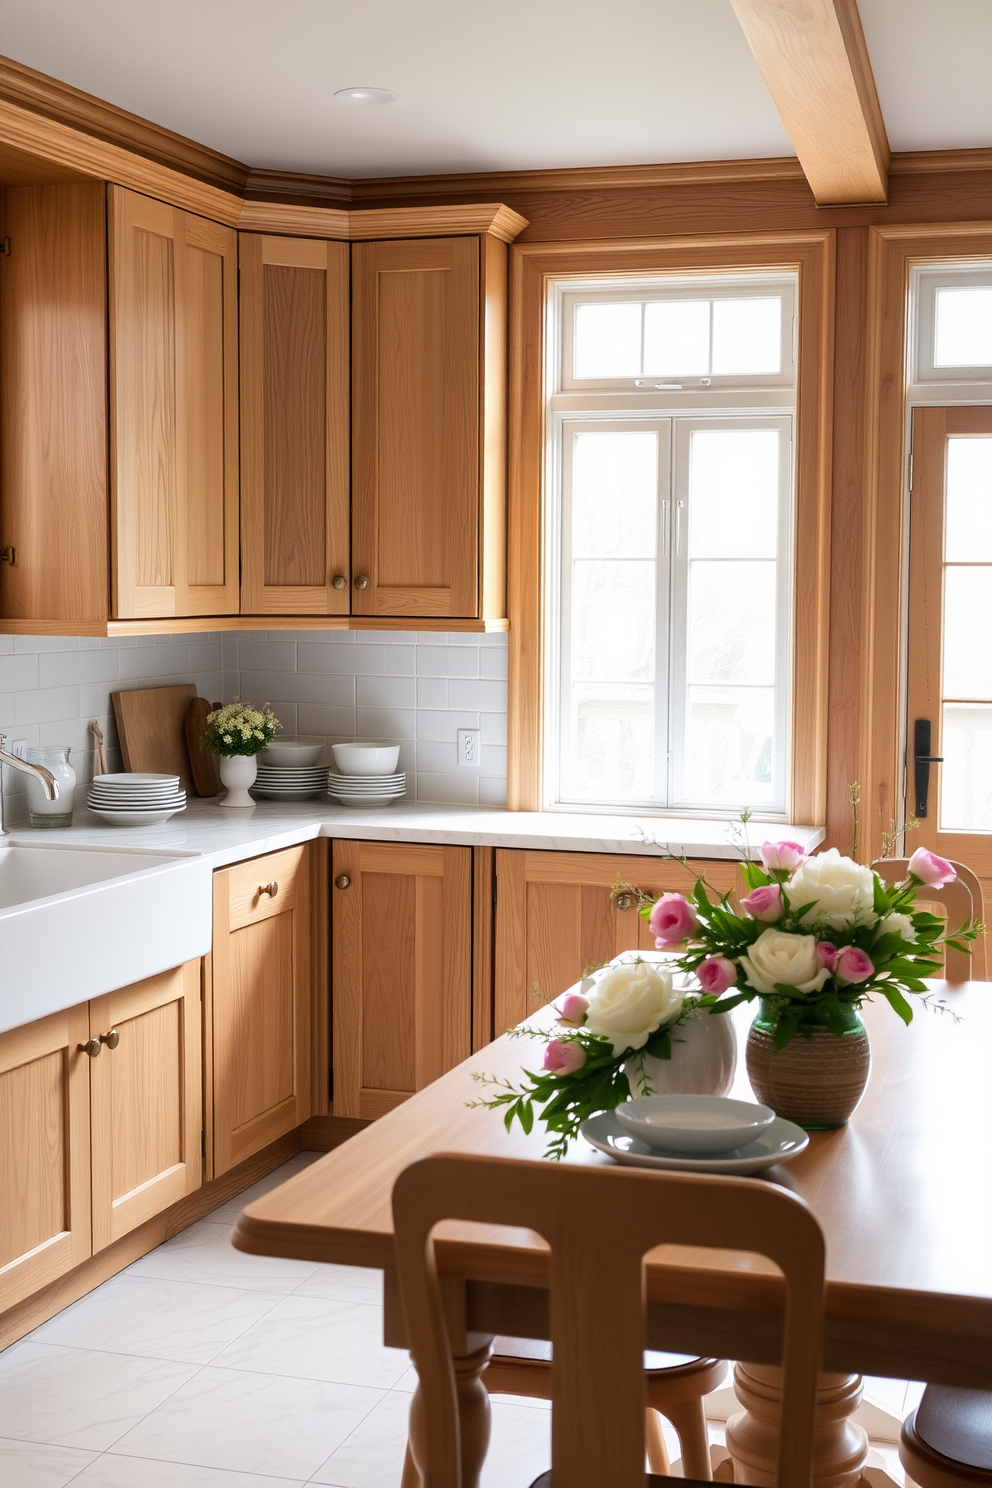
[635,380,683,390]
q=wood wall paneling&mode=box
[351,236,481,619]
[331,839,473,1119]
[0,183,109,624]
[89,963,202,1252]
[239,234,350,614]
[0,1005,91,1311]
[211,845,314,1175]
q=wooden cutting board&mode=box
[185,696,221,797]
[111,684,196,793]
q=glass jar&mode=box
[26,746,76,828]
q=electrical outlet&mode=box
[10,739,27,760]
[457,728,481,768]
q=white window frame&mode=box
[910,263,992,399]
[544,271,798,820]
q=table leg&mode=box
[404,1340,494,1488]
[726,1363,868,1488]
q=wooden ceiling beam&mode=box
[728,0,890,204]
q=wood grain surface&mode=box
[111,683,196,791]
[184,697,221,796]
[235,981,992,1386]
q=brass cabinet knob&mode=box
[332,574,347,590]
[353,573,369,591]
[615,893,635,912]
[258,881,279,898]
[334,873,351,890]
[100,1029,120,1050]
[79,1037,102,1058]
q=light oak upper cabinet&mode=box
[494,850,742,1035]
[109,185,239,619]
[239,235,350,615]
[0,1004,92,1312]
[210,845,318,1176]
[332,839,472,1119]
[351,235,507,621]
[89,964,202,1252]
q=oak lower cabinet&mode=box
[0,961,202,1314]
[331,840,472,1119]
[494,850,742,1035]
[210,844,318,1176]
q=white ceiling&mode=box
[0,0,987,179]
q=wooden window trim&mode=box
[857,222,992,862]
[507,232,836,825]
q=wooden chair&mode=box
[900,1385,992,1488]
[871,858,986,982]
[392,1152,826,1488]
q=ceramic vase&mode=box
[624,1010,737,1098]
[745,999,870,1129]
[219,753,257,808]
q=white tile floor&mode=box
[0,1153,918,1488]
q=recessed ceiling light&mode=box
[334,87,400,106]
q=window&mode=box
[912,265,992,387]
[546,274,797,817]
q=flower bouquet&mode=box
[202,701,281,808]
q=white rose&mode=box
[740,928,831,995]
[879,911,916,942]
[786,848,877,931]
[583,960,682,1056]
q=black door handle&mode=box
[913,719,943,818]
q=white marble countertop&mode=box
[5,797,826,871]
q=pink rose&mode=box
[557,992,589,1027]
[697,955,738,994]
[835,945,873,984]
[740,883,783,923]
[542,1039,586,1075]
[907,847,957,889]
[816,941,839,972]
[759,840,809,875]
[649,892,698,946]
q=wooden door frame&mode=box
[506,231,836,826]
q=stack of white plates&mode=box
[88,773,187,826]
[327,770,406,807]
[252,763,328,800]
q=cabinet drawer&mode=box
[223,845,304,931]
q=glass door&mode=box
[906,406,992,883]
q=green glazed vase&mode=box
[745,998,871,1130]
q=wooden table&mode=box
[234,983,992,1487]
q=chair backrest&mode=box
[392,1153,825,1488]
[872,859,987,981]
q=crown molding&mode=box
[244,167,352,206]
[238,200,529,243]
[0,51,248,195]
[890,148,992,176]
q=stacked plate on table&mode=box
[88,773,187,826]
[252,763,329,800]
[327,741,406,807]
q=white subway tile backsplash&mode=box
[0,629,509,817]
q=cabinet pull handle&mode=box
[332,574,347,590]
[353,573,369,591]
[615,892,636,912]
[258,881,279,898]
[335,873,351,890]
[0,546,15,566]
[100,1029,120,1050]
[79,1037,102,1058]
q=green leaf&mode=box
[881,985,914,1025]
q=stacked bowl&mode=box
[253,737,327,800]
[328,743,406,807]
[88,772,186,826]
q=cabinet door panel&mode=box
[111,185,238,619]
[89,963,201,1252]
[0,1006,91,1311]
[240,235,349,614]
[332,839,472,1119]
[494,850,742,1034]
[352,237,480,618]
[211,845,313,1175]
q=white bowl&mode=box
[332,742,401,776]
[260,737,325,768]
[614,1095,775,1155]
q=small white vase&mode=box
[219,753,257,808]
[624,1011,737,1098]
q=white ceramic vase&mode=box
[623,1011,737,1098]
[219,753,257,808]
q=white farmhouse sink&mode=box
[0,840,212,1034]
